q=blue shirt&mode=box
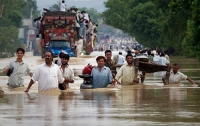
[91,66,113,88]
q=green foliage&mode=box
[21,0,40,18]
[8,10,23,27]
[103,0,200,60]
[0,0,39,58]
[0,26,23,58]
[49,1,60,11]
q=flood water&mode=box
[0,52,200,125]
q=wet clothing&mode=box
[59,65,74,88]
[163,71,187,84]
[4,59,32,88]
[115,64,140,85]
[32,63,64,92]
[91,66,113,88]
[105,59,116,75]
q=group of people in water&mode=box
[2,47,197,93]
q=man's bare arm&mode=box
[24,79,34,92]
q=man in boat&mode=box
[162,63,197,86]
[115,53,140,85]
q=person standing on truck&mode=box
[76,36,83,57]
[60,0,66,12]
[2,48,33,88]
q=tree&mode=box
[103,0,200,57]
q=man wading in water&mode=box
[3,48,32,88]
[24,51,69,92]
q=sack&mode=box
[6,67,14,77]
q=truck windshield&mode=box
[49,41,70,47]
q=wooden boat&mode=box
[139,61,169,73]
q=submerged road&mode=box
[0,51,200,125]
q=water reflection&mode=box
[0,87,200,125]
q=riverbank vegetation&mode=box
[0,0,39,58]
[103,0,200,60]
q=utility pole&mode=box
[26,7,33,52]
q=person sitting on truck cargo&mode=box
[76,36,83,57]
[60,0,66,12]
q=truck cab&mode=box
[48,40,74,57]
[38,11,78,58]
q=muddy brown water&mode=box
[0,52,200,125]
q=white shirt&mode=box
[84,13,89,21]
[60,3,66,11]
[114,54,125,72]
[59,65,74,85]
[153,55,160,64]
[32,63,64,92]
[157,57,169,66]
[164,71,187,84]
[115,64,140,85]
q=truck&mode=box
[36,11,92,58]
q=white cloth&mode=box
[163,71,187,84]
[165,54,170,62]
[115,64,140,85]
[59,65,74,85]
[60,3,66,11]
[57,59,62,66]
[32,63,64,92]
[76,39,83,57]
[157,57,169,66]
[116,55,125,72]
[153,55,160,64]
[84,13,89,21]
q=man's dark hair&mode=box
[62,0,65,3]
[126,53,133,59]
[96,56,106,62]
[62,54,70,60]
[60,47,63,50]
[160,52,165,57]
[147,50,151,55]
[59,52,65,58]
[16,48,25,54]
[173,62,180,68]
[105,50,112,55]
[46,51,53,57]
